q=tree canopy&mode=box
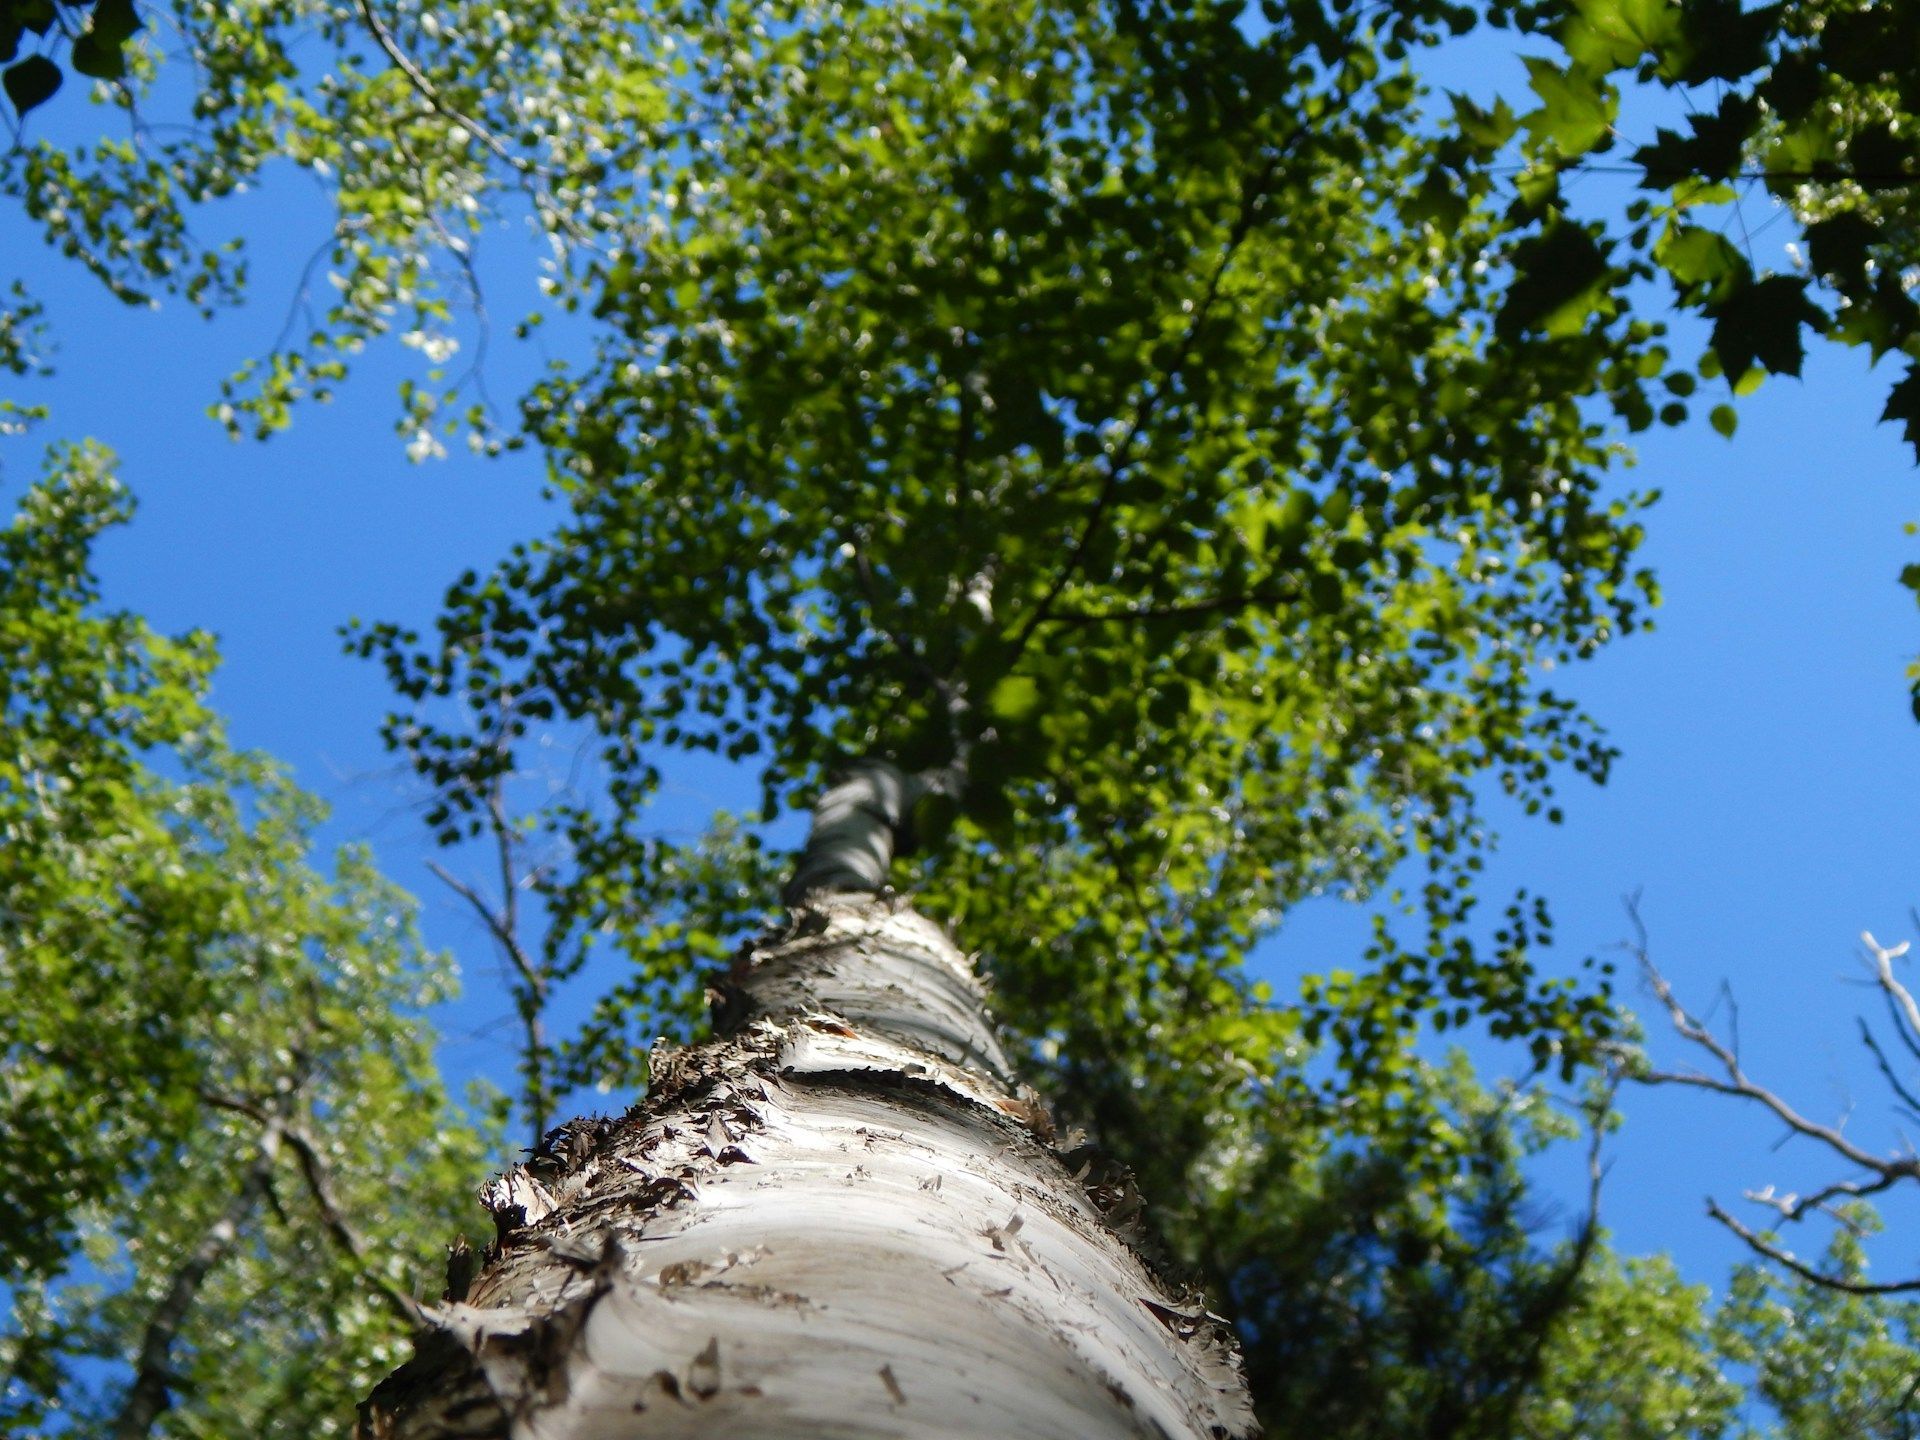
[0,445,496,1434]
[3,0,1919,1435]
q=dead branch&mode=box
[1627,899,1920,1293]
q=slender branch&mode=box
[351,0,526,174]
[350,0,602,254]
[1857,1019,1920,1124]
[844,532,966,743]
[199,1091,425,1326]
[111,1139,281,1440]
[1632,919,1896,1177]
[1749,1166,1908,1223]
[429,779,550,1148]
[424,859,539,990]
[1707,1201,1920,1296]
[1631,903,1920,1293]
[1042,582,1299,627]
[1529,162,1920,189]
[1007,137,1296,663]
[1867,931,1920,1043]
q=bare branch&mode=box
[1706,1201,1920,1296]
[199,1090,426,1326]
[1630,901,1920,1295]
[429,768,552,1148]
[1745,1168,1906,1224]
[1630,907,1897,1176]
[1867,930,1920,1051]
[1857,1019,1920,1125]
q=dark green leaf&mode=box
[1671,0,1778,84]
[1631,94,1761,185]
[1709,275,1823,380]
[1882,364,1920,456]
[71,31,124,80]
[90,0,141,45]
[1496,221,1610,338]
[3,53,60,115]
[1803,212,1876,286]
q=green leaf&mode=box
[909,788,959,852]
[1520,57,1616,154]
[1882,364,1920,456]
[1654,224,1746,304]
[1147,679,1191,729]
[1560,0,1682,70]
[1448,92,1519,153]
[1709,275,1823,380]
[1496,221,1610,338]
[986,673,1042,723]
[1670,0,1778,84]
[71,31,125,80]
[1403,167,1469,231]
[90,0,141,45]
[3,54,60,115]
[1709,403,1737,438]
[1631,94,1762,186]
[1803,213,1876,286]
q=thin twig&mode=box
[351,0,525,174]
[1707,1201,1920,1296]
[1008,135,1299,662]
[1630,901,1920,1293]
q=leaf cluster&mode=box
[0,446,498,1437]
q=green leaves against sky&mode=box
[0,449,494,1436]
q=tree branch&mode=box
[351,0,526,175]
[111,1139,281,1440]
[1706,1200,1920,1296]
[429,778,551,1148]
[1008,138,1296,662]
[1630,902,1920,1293]
[1041,583,1299,627]
[199,1090,425,1326]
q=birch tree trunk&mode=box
[360,765,1256,1439]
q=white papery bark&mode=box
[361,774,1255,1440]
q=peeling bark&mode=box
[363,788,1255,1439]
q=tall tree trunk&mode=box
[361,764,1255,1439]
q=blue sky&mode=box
[6,37,1920,1299]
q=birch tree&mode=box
[333,2,1669,1426]
[8,0,1919,1432]
[362,762,1260,1437]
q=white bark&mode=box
[362,889,1254,1440]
